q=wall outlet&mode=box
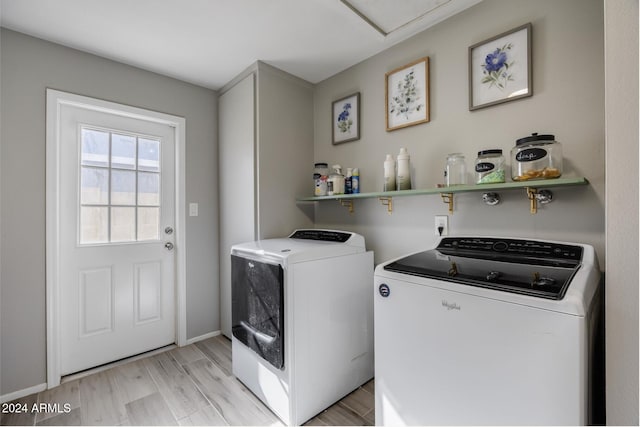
[435,215,448,236]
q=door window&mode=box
[79,126,161,244]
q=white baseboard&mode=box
[1,383,47,404]
[185,330,221,345]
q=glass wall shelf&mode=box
[297,177,588,214]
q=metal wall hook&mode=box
[482,192,501,206]
[536,189,553,204]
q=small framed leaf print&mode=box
[332,92,360,144]
[385,57,430,131]
[469,23,532,111]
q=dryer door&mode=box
[231,255,284,369]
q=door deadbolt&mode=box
[165,226,174,235]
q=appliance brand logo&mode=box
[379,284,390,298]
[442,300,461,311]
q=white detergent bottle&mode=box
[397,147,412,190]
[330,165,345,195]
[383,155,396,191]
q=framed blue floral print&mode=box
[469,23,532,111]
[332,92,360,144]
[385,57,430,131]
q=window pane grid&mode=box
[79,126,161,244]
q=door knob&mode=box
[164,242,174,250]
[165,226,174,235]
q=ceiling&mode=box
[0,0,482,90]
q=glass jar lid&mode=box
[478,149,503,156]
[516,133,556,146]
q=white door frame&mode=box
[45,89,187,388]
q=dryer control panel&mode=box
[289,229,353,243]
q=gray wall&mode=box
[313,0,640,423]
[313,0,605,266]
[604,0,639,424]
[255,63,315,239]
[0,29,219,396]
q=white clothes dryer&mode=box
[231,229,374,425]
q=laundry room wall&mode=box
[0,29,219,397]
[312,0,605,267]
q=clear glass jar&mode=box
[511,133,563,181]
[445,153,467,186]
[475,149,505,184]
[314,162,329,196]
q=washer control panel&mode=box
[437,237,583,263]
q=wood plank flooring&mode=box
[1,335,374,426]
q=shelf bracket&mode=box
[525,188,553,214]
[440,193,454,214]
[338,199,354,214]
[378,196,393,214]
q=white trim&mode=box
[185,330,221,345]
[45,88,187,389]
[60,344,176,384]
[1,383,47,404]
[174,111,187,347]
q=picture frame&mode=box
[385,57,430,131]
[469,23,532,111]
[332,92,360,144]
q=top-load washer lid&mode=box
[384,237,583,300]
[231,229,366,265]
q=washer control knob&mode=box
[486,271,502,281]
[532,276,556,287]
[493,241,508,252]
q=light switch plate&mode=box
[189,203,199,217]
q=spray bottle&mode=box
[352,168,360,193]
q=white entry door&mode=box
[52,93,178,376]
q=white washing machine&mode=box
[374,237,603,426]
[231,229,374,425]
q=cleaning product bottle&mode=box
[329,165,345,195]
[314,162,329,196]
[383,155,396,191]
[352,168,360,193]
[396,147,412,190]
[345,168,353,194]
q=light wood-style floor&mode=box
[1,335,374,426]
